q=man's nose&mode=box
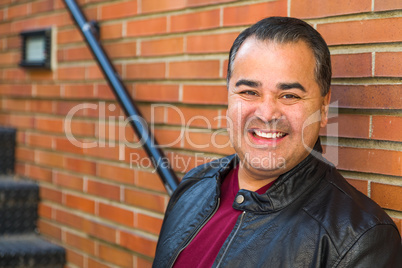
[253,96,282,123]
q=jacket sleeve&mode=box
[336,224,402,267]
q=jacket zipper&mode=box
[168,198,221,268]
[215,211,246,268]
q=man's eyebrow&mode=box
[235,79,262,88]
[277,82,306,92]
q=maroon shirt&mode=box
[174,166,275,267]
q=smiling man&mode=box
[153,17,401,268]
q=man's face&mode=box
[227,37,330,182]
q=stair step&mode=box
[0,126,16,175]
[0,176,39,234]
[0,234,65,268]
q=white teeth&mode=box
[254,130,285,139]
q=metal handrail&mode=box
[63,0,179,195]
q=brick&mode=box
[95,84,115,100]
[85,220,116,243]
[291,0,371,18]
[65,249,84,268]
[325,147,402,176]
[29,100,54,113]
[141,37,183,56]
[331,53,372,78]
[26,164,52,182]
[7,4,28,19]
[37,220,62,240]
[36,150,64,168]
[57,28,83,44]
[53,171,84,191]
[134,84,179,102]
[331,85,402,109]
[29,70,55,81]
[38,203,52,219]
[0,52,17,65]
[184,131,234,155]
[64,157,97,175]
[134,169,167,193]
[67,120,96,137]
[16,147,34,162]
[6,36,20,49]
[346,178,368,196]
[31,0,54,14]
[104,41,137,59]
[97,162,135,184]
[98,203,134,226]
[153,128,183,149]
[87,258,110,268]
[87,179,120,201]
[101,22,123,40]
[65,193,96,214]
[124,188,166,212]
[83,145,121,161]
[136,257,153,268]
[138,104,166,124]
[35,117,64,133]
[63,84,94,99]
[371,116,402,142]
[182,85,228,104]
[187,0,235,7]
[320,114,370,139]
[136,213,163,235]
[100,0,137,20]
[371,183,402,211]
[0,84,31,97]
[374,0,402,11]
[27,133,53,149]
[35,84,61,98]
[318,17,402,45]
[125,62,166,79]
[55,101,86,116]
[98,243,133,267]
[3,99,28,112]
[3,68,28,81]
[54,208,88,230]
[141,0,186,13]
[40,186,62,204]
[187,32,239,54]
[63,46,93,62]
[223,1,287,26]
[54,137,84,155]
[126,17,167,37]
[169,60,220,79]
[166,106,220,128]
[171,9,220,33]
[7,114,35,129]
[375,52,401,77]
[118,230,157,257]
[57,66,86,80]
[65,231,96,254]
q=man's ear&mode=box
[320,89,331,128]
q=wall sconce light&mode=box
[19,28,56,70]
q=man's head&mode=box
[226,17,332,188]
[227,17,331,96]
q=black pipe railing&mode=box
[63,0,179,195]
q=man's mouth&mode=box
[252,130,287,139]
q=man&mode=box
[153,17,402,267]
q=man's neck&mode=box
[237,166,278,191]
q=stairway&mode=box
[0,127,65,268]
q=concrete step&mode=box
[0,234,65,268]
[0,176,39,235]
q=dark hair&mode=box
[227,17,331,96]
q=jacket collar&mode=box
[219,139,329,213]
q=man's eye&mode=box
[241,90,257,96]
[281,94,300,99]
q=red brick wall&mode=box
[0,0,401,267]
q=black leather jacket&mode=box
[154,144,402,268]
